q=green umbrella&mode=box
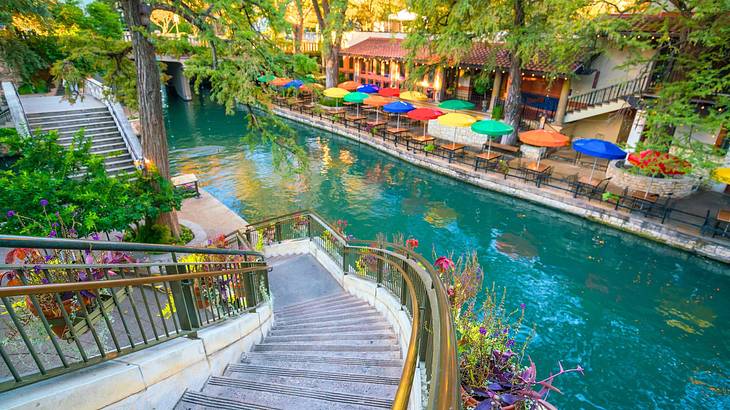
[439,99,476,110]
[257,74,276,83]
[343,91,369,116]
[471,119,514,156]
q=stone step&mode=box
[272,317,387,332]
[202,376,392,409]
[275,303,374,321]
[58,134,123,146]
[89,142,127,153]
[274,293,356,314]
[107,163,137,176]
[275,300,371,319]
[275,311,380,327]
[263,331,396,343]
[54,125,120,137]
[252,344,401,359]
[223,364,398,397]
[26,107,108,119]
[28,113,111,127]
[241,354,403,377]
[175,390,278,410]
[57,129,122,141]
[268,323,393,337]
[261,337,396,347]
[36,122,117,135]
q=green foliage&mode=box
[0,131,181,238]
[491,104,504,120]
[125,223,193,245]
[84,1,123,40]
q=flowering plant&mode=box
[438,253,583,409]
[405,237,419,249]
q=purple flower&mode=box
[33,265,41,273]
[91,233,100,241]
[520,303,526,310]
[52,222,59,227]
[45,254,54,261]
[39,199,48,207]
[479,326,487,335]
[6,210,15,218]
[48,230,57,238]
[506,339,515,348]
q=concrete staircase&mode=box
[26,107,136,175]
[175,293,403,410]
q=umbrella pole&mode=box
[397,114,401,129]
[487,139,492,157]
[376,110,379,122]
[589,158,597,181]
[423,121,427,137]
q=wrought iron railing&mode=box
[0,235,268,392]
[567,75,650,113]
[243,210,460,410]
[0,82,30,137]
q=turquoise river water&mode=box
[164,92,729,409]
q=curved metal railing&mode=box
[244,210,460,410]
[0,234,268,392]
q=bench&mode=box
[171,173,200,198]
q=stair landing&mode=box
[175,254,403,410]
[20,94,105,114]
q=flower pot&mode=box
[25,296,78,320]
[194,285,211,309]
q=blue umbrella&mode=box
[283,79,304,89]
[572,138,626,180]
[357,84,380,93]
[383,101,414,128]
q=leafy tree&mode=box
[311,0,349,87]
[406,0,593,143]
[0,130,181,238]
[593,2,729,170]
[85,1,124,39]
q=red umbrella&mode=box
[406,108,443,136]
[627,150,690,175]
[379,88,401,97]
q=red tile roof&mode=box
[606,12,685,35]
[341,37,581,74]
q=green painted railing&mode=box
[0,234,268,392]
[244,210,460,410]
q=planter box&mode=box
[48,288,129,340]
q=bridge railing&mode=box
[243,210,460,410]
[0,235,268,393]
[0,82,30,137]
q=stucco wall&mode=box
[572,47,656,95]
[561,111,631,143]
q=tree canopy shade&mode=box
[593,2,729,170]
[405,0,595,143]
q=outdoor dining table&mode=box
[345,114,366,124]
[394,132,412,148]
[524,161,551,173]
[630,190,659,203]
[715,209,730,236]
[522,161,552,186]
[578,176,602,187]
[366,120,387,128]
[474,151,503,171]
[439,142,466,163]
[410,135,435,151]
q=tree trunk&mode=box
[120,0,181,239]
[502,0,525,145]
[324,43,340,87]
[293,22,304,53]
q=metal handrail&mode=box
[244,211,460,410]
[0,232,269,392]
[0,234,265,259]
[567,75,650,113]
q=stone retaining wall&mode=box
[273,106,730,264]
[606,161,697,198]
[427,119,487,148]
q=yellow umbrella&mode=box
[437,113,477,127]
[323,87,350,98]
[400,91,428,102]
[711,168,730,184]
[437,113,477,148]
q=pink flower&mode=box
[434,256,454,272]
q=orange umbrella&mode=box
[270,77,292,87]
[338,81,360,91]
[364,95,391,122]
[518,129,569,168]
[518,129,570,147]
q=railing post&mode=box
[376,250,384,286]
[307,215,312,240]
[167,262,201,331]
[399,261,408,309]
[244,270,258,313]
[274,222,282,243]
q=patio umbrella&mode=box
[439,99,476,110]
[364,95,390,122]
[357,84,379,93]
[572,138,627,180]
[338,81,360,91]
[323,87,350,107]
[379,88,401,97]
[407,108,443,137]
[471,119,514,157]
[711,168,730,184]
[400,91,428,102]
[437,113,477,145]
[343,91,369,116]
[383,101,415,128]
[283,79,304,89]
[257,74,276,83]
[518,129,570,168]
[627,150,691,198]
[270,77,292,87]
